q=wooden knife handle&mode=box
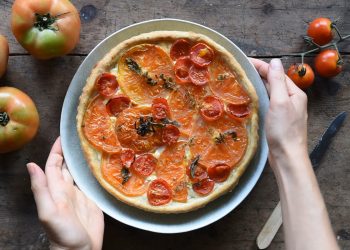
[256,201,283,249]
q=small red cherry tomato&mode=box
[286,63,315,89]
[193,178,215,196]
[187,163,208,183]
[174,56,192,84]
[307,17,333,46]
[314,49,342,78]
[189,65,210,86]
[190,43,214,67]
[170,39,191,61]
[95,73,118,97]
[208,164,231,183]
[120,148,135,168]
[200,96,224,122]
[152,98,170,120]
[147,178,172,206]
[226,103,250,120]
[131,154,157,177]
[161,124,180,145]
[106,95,131,116]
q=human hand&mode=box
[250,58,308,164]
[27,137,104,250]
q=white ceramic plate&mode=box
[60,19,269,234]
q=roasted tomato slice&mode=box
[118,44,174,104]
[200,96,224,122]
[193,178,215,196]
[190,43,214,67]
[82,95,121,153]
[189,65,210,86]
[106,95,131,116]
[170,39,191,61]
[131,153,157,177]
[209,58,250,105]
[161,124,180,145]
[120,148,135,168]
[147,179,172,206]
[174,56,192,84]
[187,162,208,183]
[152,97,170,120]
[95,73,118,98]
[101,152,147,196]
[208,164,231,182]
[226,103,250,120]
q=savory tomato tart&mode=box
[76,31,259,213]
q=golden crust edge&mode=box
[76,30,259,213]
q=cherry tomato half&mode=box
[287,63,315,89]
[226,103,250,120]
[106,95,131,116]
[200,96,224,122]
[131,153,157,177]
[170,39,191,61]
[147,178,172,206]
[189,65,210,86]
[161,124,180,145]
[208,164,231,183]
[174,56,192,84]
[314,49,343,78]
[152,98,170,120]
[192,178,215,196]
[95,73,118,97]
[120,148,135,168]
[307,17,333,46]
[190,43,214,67]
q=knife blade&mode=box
[256,111,347,249]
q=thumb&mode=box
[267,59,289,104]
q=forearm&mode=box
[270,149,339,250]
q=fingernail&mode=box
[270,59,283,70]
[26,163,35,176]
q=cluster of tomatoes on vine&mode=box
[287,17,349,90]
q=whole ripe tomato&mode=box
[11,0,81,59]
[0,35,9,78]
[307,18,333,46]
[0,87,39,153]
[287,63,315,89]
[314,49,342,78]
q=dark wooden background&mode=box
[0,0,349,249]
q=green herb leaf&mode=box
[190,155,201,178]
[160,74,177,90]
[121,167,130,184]
[126,58,142,75]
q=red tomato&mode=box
[226,103,250,120]
[106,95,131,116]
[95,73,118,97]
[0,87,40,153]
[189,65,210,86]
[190,43,214,67]
[208,164,231,182]
[314,49,342,78]
[192,178,215,196]
[120,148,135,168]
[151,98,170,120]
[200,96,224,122]
[307,18,333,46]
[131,154,157,177]
[287,63,315,89]
[170,39,191,61]
[187,163,208,183]
[0,35,9,78]
[147,179,172,206]
[174,56,192,84]
[11,0,81,59]
[161,124,180,145]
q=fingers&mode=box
[62,162,74,184]
[267,59,289,103]
[249,58,269,79]
[27,163,56,222]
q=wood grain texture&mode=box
[0,1,349,250]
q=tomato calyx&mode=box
[0,111,9,126]
[34,13,58,31]
[297,64,307,77]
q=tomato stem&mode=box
[0,111,9,126]
[34,13,57,31]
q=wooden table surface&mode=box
[0,0,349,249]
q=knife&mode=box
[256,111,347,249]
